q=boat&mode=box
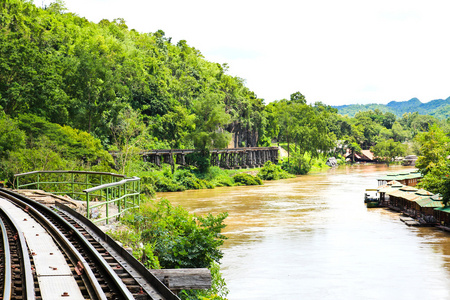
[364,188,380,208]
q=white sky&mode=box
[42,0,450,106]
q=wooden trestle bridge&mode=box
[123,147,279,169]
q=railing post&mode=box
[132,180,136,207]
[138,179,141,206]
[117,186,121,221]
[106,187,109,225]
[71,172,75,199]
[100,175,103,201]
[86,192,90,219]
[123,183,127,213]
[37,173,40,190]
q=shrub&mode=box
[257,161,293,180]
[233,173,262,185]
[141,183,156,197]
[175,169,210,190]
[122,199,228,269]
[281,156,311,175]
[202,166,234,187]
[140,173,185,192]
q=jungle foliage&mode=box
[257,161,294,180]
[415,124,450,205]
[2,0,450,183]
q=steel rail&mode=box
[0,190,108,300]
[57,202,181,300]
[0,212,12,300]
[0,206,35,300]
[0,189,135,300]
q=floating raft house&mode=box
[374,173,450,229]
[377,170,422,187]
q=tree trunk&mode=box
[287,136,290,164]
[88,91,92,133]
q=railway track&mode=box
[0,206,35,300]
[0,188,179,300]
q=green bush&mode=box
[202,166,234,187]
[141,173,185,192]
[281,155,311,175]
[175,169,211,190]
[258,161,294,180]
[141,183,156,197]
[211,174,235,187]
[156,176,186,192]
[122,199,228,269]
[233,173,263,185]
[113,199,229,299]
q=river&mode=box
[158,164,450,299]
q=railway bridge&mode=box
[120,146,279,169]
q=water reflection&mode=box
[158,165,450,299]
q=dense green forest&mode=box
[335,97,450,119]
[1,1,450,299]
[1,0,450,183]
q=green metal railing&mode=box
[83,176,140,224]
[14,170,140,224]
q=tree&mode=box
[371,139,406,165]
[109,108,146,174]
[391,121,409,142]
[442,170,450,206]
[275,100,298,162]
[417,161,449,196]
[415,124,449,176]
[290,91,306,104]
[153,105,194,149]
[349,142,361,163]
[188,95,231,171]
[354,113,383,148]
[0,111,25,158]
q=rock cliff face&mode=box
[226,124,260,148]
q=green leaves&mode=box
[370,139,406,165]
[257,161,293,180]
[415,124,450,176]
[232,173,262,185]
[124,199,228,269]
[0,113,114,182]
[0,112,25,157]
[185,94,231,171]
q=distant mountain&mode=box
[334,97,450,119]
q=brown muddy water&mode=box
[158,165,450,300]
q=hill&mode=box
[334,97,450,119]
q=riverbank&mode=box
[136,160,297,197]
[137,150,338,197]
